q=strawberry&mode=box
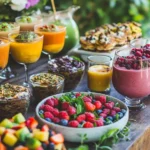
[52,117,60,124]
[77,114,86,123]
[105,102,114,109]
[83,96,92,102]
[50,133,64,144]
[43,105,54,112]
[84,102,96,112]
[68,120,79,128]
[25,117,38,129]
[102,108,110,115]
[113,107,121,112]
[52,108,59,117]
[85,112,95,122]
[75,93,81,97]
[44,112,54,120]
[94,101,102,110]
[96,95,106,104]
[51,97,59,106]
[41,125,49,132]
[61,102,70,110]
[59,111,70,120]
[100,113,107,118]
[95,118,104,127]
[67,106,76,115]
[110,110,117,116]
[39,104,45,110]
[45,99,54,107]
[83,122,94,128]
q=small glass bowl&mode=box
[30,73,64,104]
[0,83,30,120]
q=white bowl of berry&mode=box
[35,92,129,142]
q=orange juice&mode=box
[35,25,66,54]
[9,33,43,64]
[88,65,112,92]
[0,39,10,70]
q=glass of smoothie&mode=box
[0,22,20,79]
[34,23,66,60]
[0,38,10,73]
[112,40,150,109]
[15,16,43,31]
[8,31,43,87]
[87,55,112,93]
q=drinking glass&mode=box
[112,40,150,109]
[87,55,112,93]
[8,31,43,87]
[34,23,66,60]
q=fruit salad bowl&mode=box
[35,92,129,142]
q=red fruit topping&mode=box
[25,117,38,129]
[43,105,54,112]
[105,102,114,109]
[100,113,107,118]
[50,133,64,144]
[94,101,102,110]
[83,122,94,128]
[68,120,79,128]
[12,123,25,130]
[59,111,70,120]
[77,114,86,123]
[61,102,70,110]
[52,117,60,123]
[84,102,96,112]
[103,108,110,114]
[75,93,81,97]
[85,112,95,122]
[110,110,117,116]
[36,146,44,150]
[44,112,54,120]
[51,97,59,106]
[41,125,49,132]
[96,95,106,104]
[67,106,76,115]
[95,118,104,127]
[52,108,59,117]
[113,107,121,112]
[135,51,142,57]
[45,99,54,107]
[39,104,45,110]
[83,96,92,102]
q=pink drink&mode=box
[113,65,150,98]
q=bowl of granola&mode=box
[0,83,30,120]
[30,73,64,104]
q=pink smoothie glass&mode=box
[112,39,150,109]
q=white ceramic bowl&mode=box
[35,92,129,142]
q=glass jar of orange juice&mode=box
[87,55,112,93]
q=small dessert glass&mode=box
[8,31,43,87]
[87,55,112,93]
[112,42,150,109]
[30,73,64,104]
[34,23,66,60]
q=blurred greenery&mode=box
[49,0,150,36]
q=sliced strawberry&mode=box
[50,133,64,144]
[25,117,38,129]
[41,125,49,132]
[84,102,95,112]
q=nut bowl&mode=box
[35,92,129,142]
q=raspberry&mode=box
[83,96,92,102]
[113,107,121,112]
[75,93,81,97]
[84,102,96,112]
[95,118,104,127]
[105,102,114,109]
[83,122,93,128]
[51,97,59,106]
[59,111,70,120]
[94,101,102,110]
[52,117,60,124]
[44,112,54,120]
[68,120,79,128]
[85,112,95,122]
[96,95,106,104]
[76,114,86,123]
[110,110,117,116]
[52,108,59,117]
[103,108,110,115]
[39,104,45,110]
[67,106,76,115]
[45,99,54,107]
[61,102,70,110]
[43,105,54,112]
[100,113,107,118]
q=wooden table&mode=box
[1,54,150,150]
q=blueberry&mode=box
[48,142,55,150]
[49,130,55,137]
[42,143,47,149]
[45,118,52,122]
[117,112,124,118]
[59,119,68,126]
[96,109,103,115]
[106,116,113,121]
[39,110,44,114]
[121,109,127,114]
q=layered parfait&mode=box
[113,44,150,98]
[15,16,43,31]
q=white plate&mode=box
[35,92,129,142]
